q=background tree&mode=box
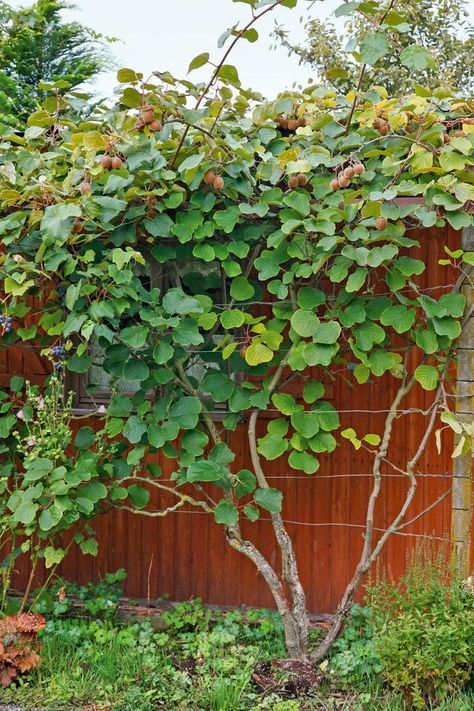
[0,0,115,127]
[273,0,474,94]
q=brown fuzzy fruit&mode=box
[147,208,157,220]
[288,176,299,189]
[442,132,451,144]
[297,173,309,186]
[240,347,248,358]
[297,116,306,127]
[134,118,146,130]
[287,119,299,131]
[375,215,388,230]
[379,123,389,136]
[72,219,83,234]
[454,129,465,137]
[203,171,216,185]
[79,180,91,195]
[213,175,224,190]
[343,166,355,179]
[150,120,162,132]
[142,106,155,124]
[337,174,350,188]
[373,117,384,129]
[100,154,112,169]
[330,178,340,191]
[353,163,365,176]
[111,156,123,170]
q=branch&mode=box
[169,0,285,168]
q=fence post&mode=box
[451,226,474,576]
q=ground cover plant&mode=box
[0,0,473,668]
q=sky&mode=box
[8,0,474,99]
[8,0,341,98]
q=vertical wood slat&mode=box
[7,226,469,613]
[451,227,474,574]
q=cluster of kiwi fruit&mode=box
[135,104,163,133]
[287,173,309,190]
[203,171,224,190]
[330,162,365,191]
[99,153,125,170]
[275,115,307,132]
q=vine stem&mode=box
[169,0,286,168]
[344,0,399,135]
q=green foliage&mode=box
[366,549,474,708]
[0,0,114,125]
[2,597,288,710]
[328,603,382,684]
[274,0,474,94]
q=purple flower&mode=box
[98,404,106,414]
[16,409,25,420]
[37,399,45,410]
[27,437,36,447]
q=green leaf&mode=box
[67,353,91,373]
[414,364,439,391]
[214,500,238,526]
[127,484,150,509]
[80,481,107,503]
[120,325,148,349]
[245,343,273,365]
[257,433,288,460]
[217,64,240,86]
[244,504,259,521]
[187,460,228,482]
[74,427,95,450]
[122,359,149,382]
[303,381,325,403]
[40,203,81,242]
[254,487,283,513]
[188,52,210,73]
[39,505,63,532]
[282,191,311,216]
[163,288,203,314]
[230,276,255,301]
[202,372,234,402]
[170,396,202,429]
[400,44,436,70]
[288,450,320,474]
[359,32,389,65]
[122,416,147,444]
[272,393,300,415]
[220,309,245,329]
[234,469,257,498]
[291,309,319,337]
[291,410,320,439]
[313,321,341,344]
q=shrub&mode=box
[0,612,45,687]
[366,549,474,708]
[329,603,382,684]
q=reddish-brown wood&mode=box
[7,227,467,613]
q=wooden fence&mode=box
[8,226,470,613]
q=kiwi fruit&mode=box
[213,175,224,190]
[111,156,123,170]
[100,155,112,169]
[344,166,355,179]
[135,118,145,130]
[79,180,91,195]
[373,117,384,129]
[240,346,248,357]
[142,105,155,124]
[337,174,350,188]
[297,173,309,186]
[379,123,389,136]
[442,133,451,144]
[72,219,83,234]
[203,171,216,185]
[330,178,340,191]
[150,120,162,132]
[454,129,465,137]
[353,163,365,176]
[287,119,299,131]
[147,209,157,220]
[375,215,388,230]
[288,176,299,189]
